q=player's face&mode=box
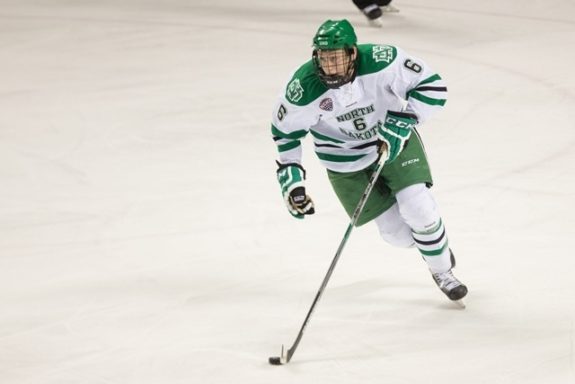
[317,48,355,76]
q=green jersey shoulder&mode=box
[356,44,398,76]
[283,60,328,107]
[283,44,398,107]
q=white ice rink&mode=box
[1,0,574,383]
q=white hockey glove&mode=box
[276,162,315,219]
[377,111,417,163]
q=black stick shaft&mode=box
[284,153,387,363]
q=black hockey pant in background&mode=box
[352,0,392,10]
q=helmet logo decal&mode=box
[319,98,333,111]
[287,78,304,103]
[372,45,394,63]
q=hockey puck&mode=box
[268,356,282,365]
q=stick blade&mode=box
[268,356,283,365]
[268,344,288,366]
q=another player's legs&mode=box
[351,0,383,27]
[351,0,399,27]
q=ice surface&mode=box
[1,0,574,383]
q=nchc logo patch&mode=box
[319,98,333,111]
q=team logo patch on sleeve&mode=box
[372,45,395,63]
[319,97,333,111]
[286,78,304,103]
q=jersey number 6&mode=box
[353,117,367,131]
[404,59,422,73]
[277,104,287,121]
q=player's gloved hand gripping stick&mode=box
[269,147,388,365]
[377,110,417,163]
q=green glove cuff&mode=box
[276,162,306,197]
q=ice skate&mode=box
[375,0,400,12]
[381,4,400,13]
[430,251,468,306]
[361,5,383,28]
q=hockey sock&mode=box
[412,219,452,273]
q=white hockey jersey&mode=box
[271,44,447,173]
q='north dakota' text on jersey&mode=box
[336,104,375,122]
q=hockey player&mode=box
[352,0,399,27]
[271,19,467,302]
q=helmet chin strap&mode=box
[321,71,354,89]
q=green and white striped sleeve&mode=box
[271,122,307,164]
[270,95,317,165]
[391,48,448,124]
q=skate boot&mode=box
[362,5,383,27]
[375,0,400,12]
[430,251,468,301]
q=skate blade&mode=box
[381,5,400,13]
[368,18,383,28]
[453,299,466,309]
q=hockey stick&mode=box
[269,149,387,365]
